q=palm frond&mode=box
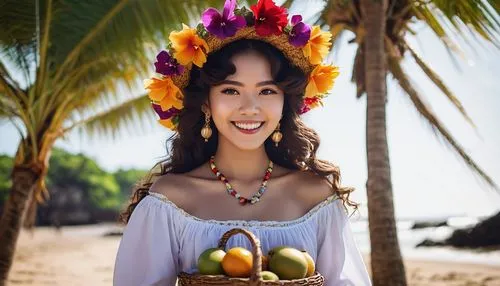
[411,3,466,55]
[51,0,130,84]
[430,0,500,45]
[34,0,53,99]
[387,54,498,191]
[0,0,38,87]
[404,41,475,128]
[64,64,144,124]
[0,60,23,98]
[63,94,154,140]
[0,94,20,118]
[0,0,37,46]
[47,0,223,119]
[351,45,366,98]
[0,61,30,125]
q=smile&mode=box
[231,121,265,134]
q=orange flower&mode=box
[169,24,210,67]
[302,26,332,65]
[305,65,339,98]
[144,77,183,111]
[159,118,177,130]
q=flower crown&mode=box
[144,0,339,131]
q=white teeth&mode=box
[234,122,263,130]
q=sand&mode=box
[7,224,500,286]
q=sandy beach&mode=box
[7,224,500,286]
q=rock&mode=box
[417,211,500,249]
[416,239,446,247]
[411,220,448,229]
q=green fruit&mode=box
[267,245,289,256]
[261,271,279,281]
[197,248,226,275]
[269,247,308,280]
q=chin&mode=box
[222,132,268,150]
[230,141,267,151]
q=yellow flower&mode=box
[302,26,332,65]
[144,77,183,111]
[305,65,339,98]
[169,24,210,67]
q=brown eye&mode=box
[260,89,277,95]
[221,88,239,95]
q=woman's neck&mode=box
[212,140,270,183]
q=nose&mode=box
[238,93,260,115]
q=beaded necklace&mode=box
[209,156,274,205]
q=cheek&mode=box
[208,95,236,129]
[210,99,235,121]
[263,94,285,116]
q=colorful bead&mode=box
[209,155,273,206]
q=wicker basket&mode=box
[177,228,324,286]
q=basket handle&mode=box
[218,228,263,286]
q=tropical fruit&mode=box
[261,271,279,281]
[221,247,253,277]
[301,250,316,277]
[197,248,226,275]
[268,245,289,255]
[268,247,308,280]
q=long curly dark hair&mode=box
[120,39,358,224]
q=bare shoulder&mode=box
[149,173,192,207]
[291,171,335,208]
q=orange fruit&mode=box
[221,247,253,277]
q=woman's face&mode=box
[206,51,285,151]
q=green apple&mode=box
[197,248,226,275]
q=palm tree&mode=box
[0,0,222,283]
[317,0,500,284]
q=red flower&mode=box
[250,0,288,36]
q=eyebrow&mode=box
[218,80,276,87]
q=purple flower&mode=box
[152,103,181,120]
[288,15,311,47]
[201,0,246,39]
[154,50,184,76]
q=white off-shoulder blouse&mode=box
[113,191,371,286]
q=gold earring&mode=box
[271,122,282,147]
[201,112,212,142]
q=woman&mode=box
[113,0,371,285]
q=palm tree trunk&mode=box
[0,143,44,285]
[361,0,407,285]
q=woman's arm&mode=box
[113,196,179,286]
[316,200,372,286]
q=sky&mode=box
[1,1,499,220]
